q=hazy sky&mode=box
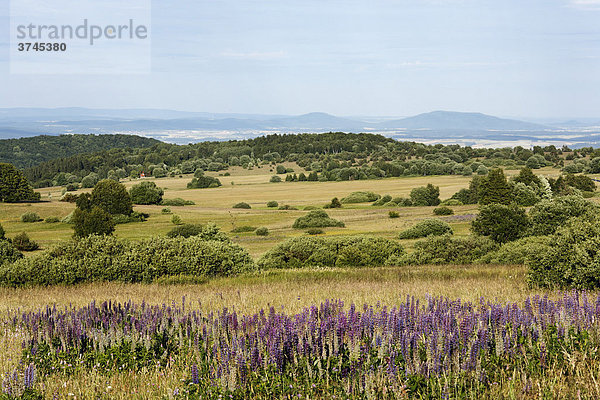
[1,0,600,118]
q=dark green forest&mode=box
[0,134,159,169]
[2,132,599,188]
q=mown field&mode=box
[2,164,600,399]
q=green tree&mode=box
[129,181,164,205]
[513,167,541,187]
[478,168,512,205]
[90,179,133,215]
[72,206,116,238]
[0,163,41,203]
[471,204,530,243]
[410,184,440,206]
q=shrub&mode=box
[478,236,552,265]
[0,222,4,240]
[341,191,380,204]
[292,210,345,229]
[80,172,99,188]
[279,205,298,210]
[306,228,324,235]
[529,195,597,236]
[410,184,441,207]
[255,227,269,236]
[90,179,133,216]
[267,201,279,208]
[129,181,164,205]
[275,165,286,174]
[161,198,195,206]
[72,207,116,237]
[187,176,222,189]
[323,197,342,209]
[433,206,453,216]
[0,240,23,266]
[44,217,60,223]
[233,202,251,209]
[564,174,596,192]
[471,204,530,243]
[394,235,498,266]
[21,212,41,223]
[527,216,600,289]
[171,215,183,225]
[161,207,172,214]
[270,176,282,183]
[11,232,39,251]
[303,206,319,210]
[0,235,255,286]
[231,226,256,233]
[258,236,404,269]
[373,195,393,206]
[398,219,452,239]
[65,183,79,191]
[60,193,78,203]
[388,211,400,219]
[167,223,228,241]
[394,197,413,207]
[112,211,149,224]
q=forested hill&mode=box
[0,134,160,169]
[20,131,600,189]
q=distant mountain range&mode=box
[0,108,599,147]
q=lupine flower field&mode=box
[2,291,600,399]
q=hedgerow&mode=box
[0,234,254,287]
[258,235,404,269]
[393,235,498,266]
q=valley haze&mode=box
[1,108,599,148]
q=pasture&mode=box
[2,164,600,399]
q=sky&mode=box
[0,0,599,118]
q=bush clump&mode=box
[398,219,453,239]
[529,195,597,236]
[0,234,254,286]
[341,191,380,204]
[171,215,183,225]
[372,195,392,206]
[478,236,552,265]
[187,175,221,189]
[44,216,60,223]
[129,181,164,205]
[410,184,441,206]
[232,202,251,209]
[306,228,324,235]
[527,216,600,289]
[11,232,39,251]
[255,227,269,236]
[471,204,530,243]
[433,206,454,216]
[0,240,23,266]
[161,207,172,214]
[323,197,342,209]
[270,176,282,183]
[72,207,115,238]
[167,223,228,241]
[394,235,498,266]
[258,235,404,269]
[161,198,195,206]
[388,211,400,219]
[292,210,345,229]
[21,212,42,223]
[266,201,279,208]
